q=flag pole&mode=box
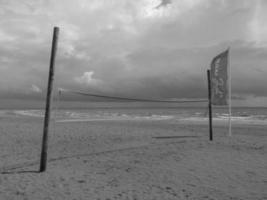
[228,47,232,137]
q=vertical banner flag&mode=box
[210,49,229,105]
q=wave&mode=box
[13,110,44,117]
[182,115,267,125]
[56,114,174,122]
[2,109,267,125]
[9,110,174,121]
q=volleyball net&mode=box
[57,88,208,104]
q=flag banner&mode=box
[210,49,229,105]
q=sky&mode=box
[0,0,267,106]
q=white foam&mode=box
[13,110,44,117]
[181,115,267,125]
[56,114,174,123]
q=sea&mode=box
[1,102,267,125]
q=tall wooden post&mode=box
[40,27,59,172]
[227,47,232,137]
[207,70,213,141]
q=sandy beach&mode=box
[0,115,266,200]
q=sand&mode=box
[0,116,267,200]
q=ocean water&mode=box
[1,103,267,125]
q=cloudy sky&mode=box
[0,0,267,106]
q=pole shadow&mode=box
[1,170,39,174]
[152,135,200,139]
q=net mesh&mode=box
[58,88,208,103]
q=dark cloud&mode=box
[155,0,172,9]
[0,0,267,106]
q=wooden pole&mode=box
[227,47,232,137]
[40,27,59,172]
[207,70,213,141]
